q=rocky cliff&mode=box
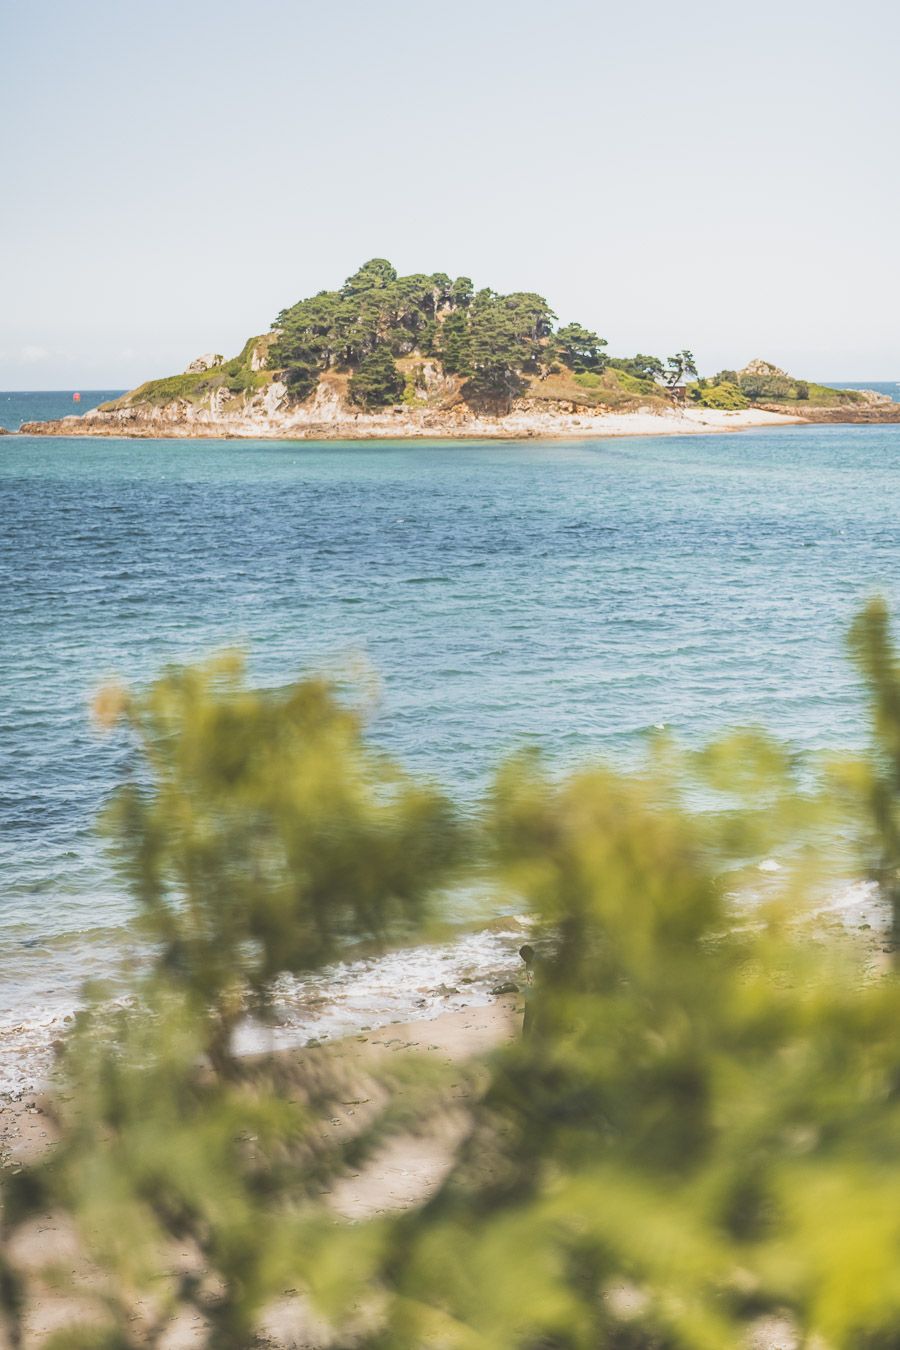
[18,348,676,439]
[16,374,798,440]
[19,346,900,440]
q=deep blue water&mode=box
[2,399,900,1084]
[0,389,125,430]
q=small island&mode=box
[20,259,900,439]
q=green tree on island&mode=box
[462,290,556,409]
[608,352,666,383]
[348,346,405,408]
[551,322,608,374]
[664,348,699,386]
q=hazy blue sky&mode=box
[3,0,899,387]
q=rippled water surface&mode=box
[3,414,900,1086]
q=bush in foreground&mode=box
[4,605,900,1348]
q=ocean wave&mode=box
[0,918,532,1098]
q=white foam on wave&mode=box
[0,918,532,1097]
[232,920,530,1058]
[811,876,886,929]
[0,1006,73,1099]
[0,876,889,1099]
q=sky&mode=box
[2,0,899,388]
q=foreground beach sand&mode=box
[1,998,520,1348]
[0,989,813,1350]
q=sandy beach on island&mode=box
[1,998,520,1349]
[18,403,807,442]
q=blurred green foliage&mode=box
[1,657,463,1348]
[848,599,900,947]
[371,742,889,1348]
[6,604,900,1348]
[97,654,460,1061]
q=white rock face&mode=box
[263,381,288,416]
[740,358,789,380]
[418,360,457,403]
[185,353,224,374]
[209,386,232,417]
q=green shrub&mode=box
[605,364,660,395]
[572,370,603,389]
[740,369,795,402]
[692,379,750,410]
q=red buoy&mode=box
[73,392,81,402]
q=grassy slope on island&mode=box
[691,359,870,412]
[102,335,274,412]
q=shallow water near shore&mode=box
[3,417,900,1090]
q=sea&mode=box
[2,386,899,1092]
[831,381,900,400]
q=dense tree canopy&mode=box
[551,321,608,374]
[348,346,405,409]
[138,258,855,419]
[463,289,556,408]
[267,260,603,409]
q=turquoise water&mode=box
[2,408,900,1085]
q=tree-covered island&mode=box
[20,259,900,437]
